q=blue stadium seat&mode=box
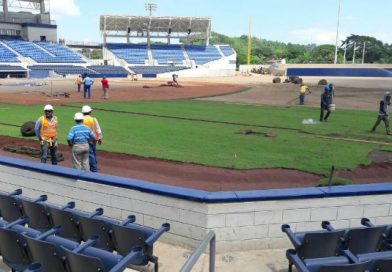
[185,45,222,64]
[0,189,23,222]
[28,65,97,76]
[219,45,235,56]
[0,189,170,272]
[106,44,148,64]
[151,44,185,65]
[0,43,20,62]
[3,39,85,63]
[129,65,188,75]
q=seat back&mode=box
[0,228,31,270]
[48,207,81,242]
[373,259,392,272]
[345,226,386,254]
[21,200,51,231]
[0,195,23,221]
[63,246,108,272]
[319,262,370,272]
[299,230,345,259]
[24,235,67,272]
[111,223,149,266]
[78,216,113,251]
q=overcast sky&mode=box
[49,0,392,44]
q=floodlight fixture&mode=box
[145,2,157,16]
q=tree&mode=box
[311,45,335,63]
[341,35,387,63]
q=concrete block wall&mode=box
[0,165,207,249]
[206,195,392,252]
[0,164,391,253]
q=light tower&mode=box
[145,2,157,16]
[333,0,342,64]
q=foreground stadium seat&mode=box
[0,217,32,271]
[47,202,81,242]
[281,224,345,271]
[78,208,115,251]
[323,221,386,254]
[23,226,68,272]
[21,195,52,232]
[62,236,143,272]
[0,189,23,221]
[111,222,170,272]
[286,249,370,272]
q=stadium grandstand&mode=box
[0,1,236,79]
[100,15,236,77]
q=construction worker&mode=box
[82,74,94,99]
[299,84,310,105]
[67,112,95,171]
[82,105,102,172]
[371,91,391,134]
[75,75,82,92]
[320,86,333,122]
[34,104,58,165]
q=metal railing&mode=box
[180,231,216,272]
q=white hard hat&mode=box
[74,112,84,120]
[82,105,92,113]
[44,104,54,111]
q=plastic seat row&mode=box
[219,45,235,56]
[129,65,189,75]
[28,65,97,76]
[0,189,170,272]
[151,44,185,65]
[185,45,222,65]
[0,42,20,62]
[88,65,129,75]
[3,40,84,63]
[34,42,85,63]
[106,44,148,64]
[282,219,392,272]
[0,65,26,71]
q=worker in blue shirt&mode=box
[320,86,333,122]
[67,112,95,171]
[82,75,94,99]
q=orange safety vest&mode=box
[83,115,100,140]
[40,116,58,140]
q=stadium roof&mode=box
[100,15,211,34]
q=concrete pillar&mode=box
[40,0,46,13]
[3,0,9,19]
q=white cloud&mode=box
[50,0,80,19]
[290,27,349,45]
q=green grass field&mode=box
[0,100,390,176]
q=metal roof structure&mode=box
[100,15,212,45]
[1,0,47,12]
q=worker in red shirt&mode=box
[101,77,109,99]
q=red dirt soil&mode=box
[0,81,244,105]
[0,136,390,192]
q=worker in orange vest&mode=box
[82,105,102,172]
[34,104,58,165]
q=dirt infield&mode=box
[0,78,244,105]
[199,82,387,111]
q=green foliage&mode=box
[184,32,392,64]
[341,34,388,63]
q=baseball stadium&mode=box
[0,0,391,271]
